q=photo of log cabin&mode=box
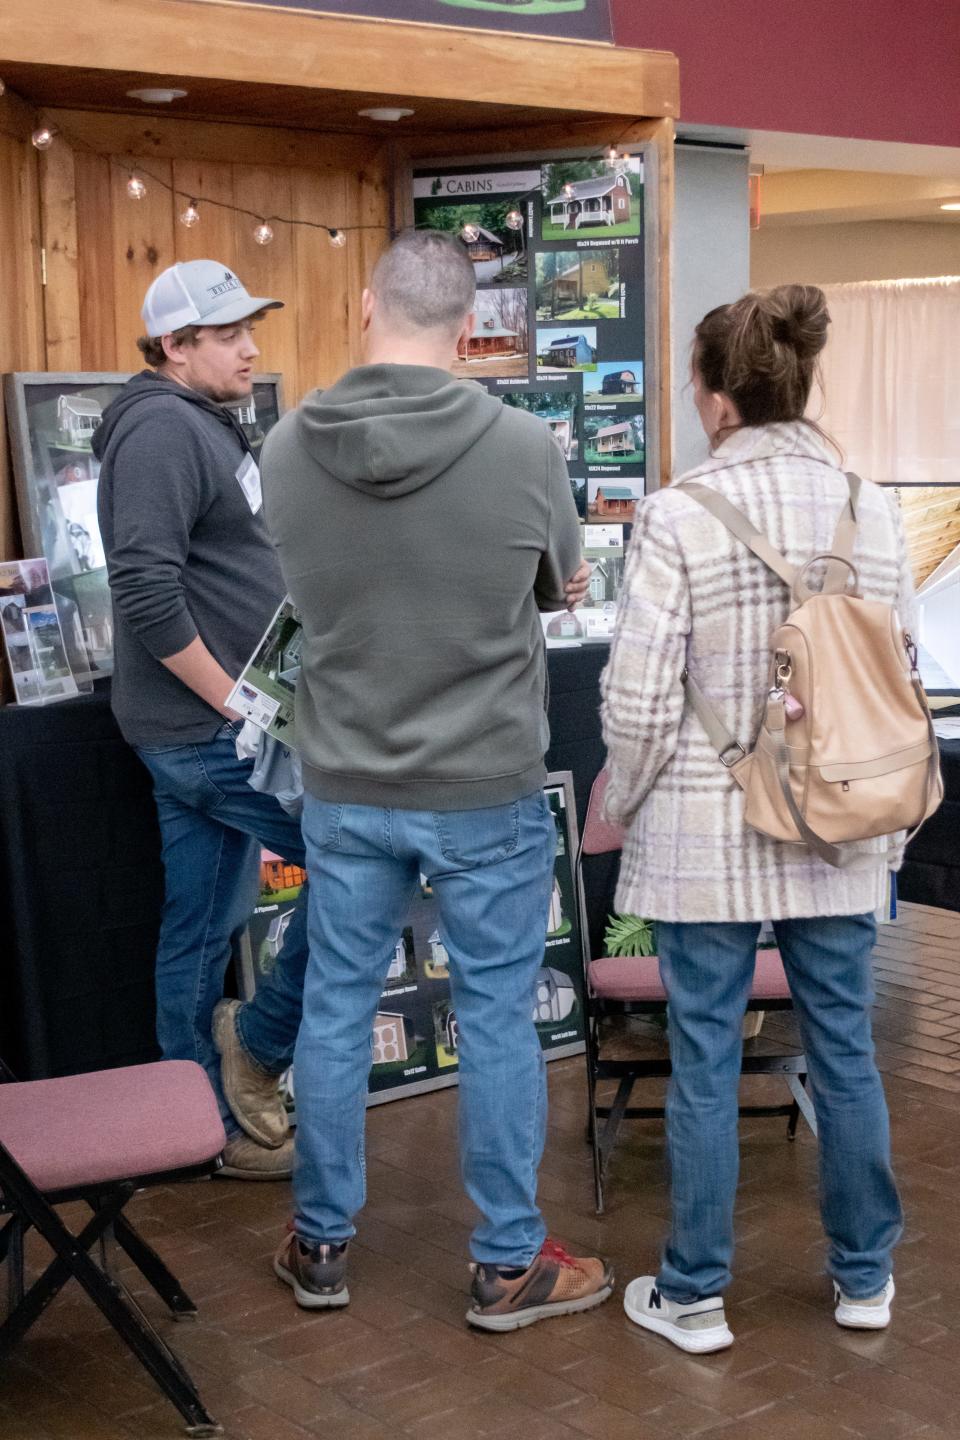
[587,476,641,522]
[412,198,527,284]
[540,156,641,240]
[453,287,529,377]
[535,248,623,320]
[584,410,644,467]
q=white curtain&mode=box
[812,276,960,485]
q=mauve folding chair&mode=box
[576,770,816,1214]
[0,1058,227,1436]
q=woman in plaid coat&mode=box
[602,286,911,1354]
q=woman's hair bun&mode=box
[760,284,829,361]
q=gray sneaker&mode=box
[624,1276,733,1354]
[274,1231,350,1309]
[212,999,288,1149]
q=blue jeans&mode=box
[136,723,308,1133]
[294,790,556,1266]
[655,915,903,1302]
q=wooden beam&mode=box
[39,130,82,370]
[0,1,679,121]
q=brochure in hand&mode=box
[227,596,302,746]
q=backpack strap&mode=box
[681,667,748,776]
[822,472,862,594]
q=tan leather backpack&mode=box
[680,474,943,868]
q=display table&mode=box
[0,647,612,1080]
[896,736,960,912]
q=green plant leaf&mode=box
[603,913,656,957]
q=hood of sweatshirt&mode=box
[91,370,250,459]
[294,364,504,499]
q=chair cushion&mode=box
[0,1060,226,1195]
[589,948,792,1003]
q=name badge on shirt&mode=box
[236,454,262,514]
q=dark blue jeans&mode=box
[136,723,307,1133]
[656,914,903,1302]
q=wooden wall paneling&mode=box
[232,165,300,402]
[74,152,119,370]
[173,160,237,267]
[345,148,391,370]
[110,155,175,371]
[291,167,352,394]
[39,138,81,371]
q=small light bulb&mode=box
[253,221,274,246]
[505,209,524,231]
[563,184,574,197]
[604,145,619,164]
[31,126,55,151]
[460,222,480,243]
[127,174,147,201]
[0,79,6,98]
[328,228,346,248]
[179,201,200,228]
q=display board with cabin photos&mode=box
[414,147,659,643]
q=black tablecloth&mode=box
[0,648,613,1080]
[896,737,960,912]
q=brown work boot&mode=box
[274,1230,350,1309]
[467,1238,614,1331]
[218,1133,294,1180]
[212,998,288,1148]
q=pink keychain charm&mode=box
[783,693,805,721]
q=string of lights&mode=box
[24,110,643,250]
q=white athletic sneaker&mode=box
[834,1275,894,1329]
[623,1276,734,1354]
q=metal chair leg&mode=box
[785,1073,817,1137]
[113,1213,198,1316]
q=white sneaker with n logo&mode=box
[623,1276,733,1354]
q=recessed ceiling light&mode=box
[940,201,960,211]
[126,87,189,104]
[357,107,415,122]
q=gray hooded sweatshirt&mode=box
[262,364,582,811]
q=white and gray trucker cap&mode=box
[141,260,283,337]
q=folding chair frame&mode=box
[0,1060,224,1437]
[574,831,817,1215]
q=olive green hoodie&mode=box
[261,363,582,810]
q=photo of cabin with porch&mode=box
[501,389,579,462]
[535,249,623,321]
[587,480,641,523]
[536,324,597,372]
[540,157,641,240]
[412,198,527,284]
[584,410,644,466]
[453,287,529,377]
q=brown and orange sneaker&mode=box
[274,1229,350,1309]
[467,1238,614,1332]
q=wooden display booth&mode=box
[0,1,677,569]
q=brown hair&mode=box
[136,325,202,368]
[694,284,830,429]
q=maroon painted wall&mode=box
[611,0,960,149]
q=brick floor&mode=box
[3,901,960,1439]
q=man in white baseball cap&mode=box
[94,260,309,1179]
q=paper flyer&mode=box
[227,596,302,746]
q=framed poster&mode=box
[3,372,285,682]
[238,771,586,1111]
[179,0,613,42]
[413,142,660,645]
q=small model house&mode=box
[532,966,577,1024]
[540,333,595,368]
[460,226,506,263]
[594,421,637,457]
[594,485,639,517]
[386,939,407,983]
[546,172,632,231]
[545,609,585,640]
[57,394,102,445]
[372,1011,413,1066]
[459,316,521,362]
[428,930,450,973]
[233,396,257,426]
[547,880,564,935]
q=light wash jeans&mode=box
[136,722,307,1134]
[655,914,903,1303]
[293,790,557,1266]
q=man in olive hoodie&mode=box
[265,230,613,1329]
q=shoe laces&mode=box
[541,1238,578,1269]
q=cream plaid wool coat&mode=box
[600,421,917,923]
